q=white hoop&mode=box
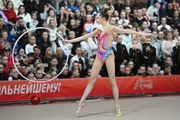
[12,27,69,83]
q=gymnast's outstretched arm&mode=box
[63,30,97,44]
[111,26,151,37]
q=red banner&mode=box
[0,76,180,102]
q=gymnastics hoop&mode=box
[12,27,69,83]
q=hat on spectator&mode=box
[3,47,11,52]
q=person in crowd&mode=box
[17,5,32,23]
[116,64,125,76]
[10,17,35,48]
[25,35,37,54]
[114,34,128,73]
[173,38,180,74]
[56,47,67,70]
[26,71,35,80]
[8,66,20,81]
[0,63,5,80]
[15,48,26,62]
[142,37,156,67]
[162,31,176,61]
[3,1,18,28]
[58,65,70,78]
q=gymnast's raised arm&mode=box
[63,30,97,44]
[111,26,151,37]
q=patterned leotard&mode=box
[96,26,113,63]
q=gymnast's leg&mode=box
[106,54,121,117]
[76,56,103,113]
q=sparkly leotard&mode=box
[96,26,113,63]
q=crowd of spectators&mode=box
[0,0,180,81]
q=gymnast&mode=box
[63,9,151,117]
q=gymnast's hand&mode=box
[63,40,71,44]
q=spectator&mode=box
[114,0,124,14]
[71,0,82,13]
[38,30,52,55]
[86,67,101,78]
[152,63,161,76]
[10,17,35,48]
[43,73,52,79]
[19,52,34,67]
[1,30,11,50]
[56,47,67,70]
[147,67,153,76]
[151,22,158,32]
[146,1,159,25]
[127,61,136,75]
[1,55,9,79]
[84,0,97,13]
[3,1,18,27]
[158,17,172,31]
[0,15,9,34]
[58,66,70,78]
[26,71,35,80]
[116,64,125,76]
[136,66,147,76]
[83,14,94,34]
[166,2,175,25]
[58,0,71,10]
[70,47,86,71]
[25,35,37,54]
[78,62,86,77]
[133,8,147,27]
[151,31,163,67]
[0,32,5,54]
[103,0,115,10]
[15,48,26,62]
[3,47,16,68]
[142,37,156,67]
[31,11,39,27]
[159,2,166,23]
[46,9,57,26]
[114,34,128,71]
[52,30,72,55]
[35,69,43,79]
[158,30,165,42]
[171,10,180,31]
[162,31,176,60]
[17,5,32,23]
[8,66,20,81]
[44,47,55,64]
[36,19,48,37]
[124,66,133,76]
[51,70,57,78]
[31,46,44,64]
[0,10,8,24]
[86,31,98,57]
[74,9,84,29]
[129,38,142,72]
[118,11,129,26]
[48,19,58,42]
[70,68,80,78]
[0,63,5,80]
[85,3,97,20]
[162,64,172,75]
[173,39,180,74]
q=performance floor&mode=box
[0,96,180,120]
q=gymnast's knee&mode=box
[88,76,97,84]
[109,77,116,87]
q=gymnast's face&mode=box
[96,13,104,24]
